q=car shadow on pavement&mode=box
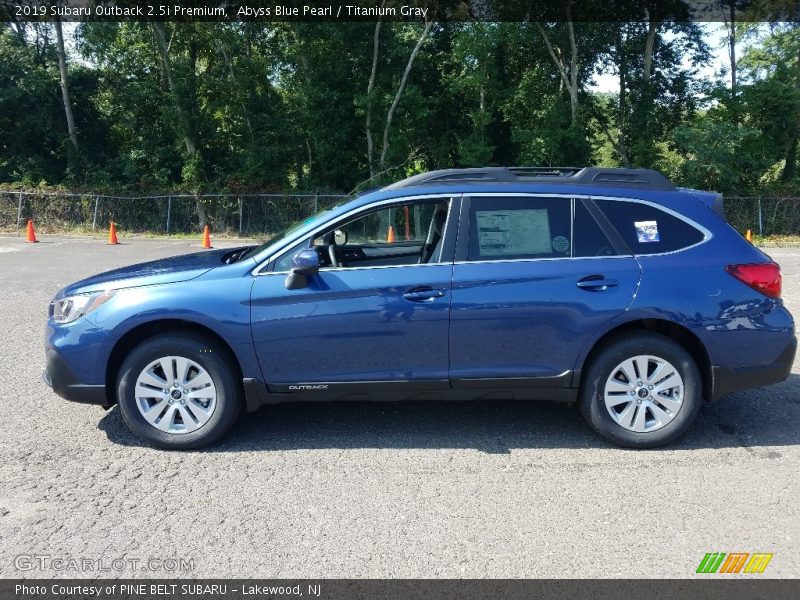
[98,374,800,453]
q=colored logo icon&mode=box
[696,552,773,574]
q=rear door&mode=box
[449,194,641,389]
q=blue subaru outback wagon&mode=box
[44,167,796,449]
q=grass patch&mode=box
[752,234,800,247]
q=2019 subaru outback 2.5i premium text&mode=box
[44,167,796,449]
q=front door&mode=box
[250,196,457,397]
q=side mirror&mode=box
[334,229,348,246]
[285,249,320,290]
[291,248,320,275]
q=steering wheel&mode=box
[327,244,339,268]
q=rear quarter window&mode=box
[595,199,705,255]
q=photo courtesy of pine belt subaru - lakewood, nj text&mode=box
[44,167,797,449]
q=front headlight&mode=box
[51,291,116,324]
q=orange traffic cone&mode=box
[201,225,212,249]
[25,219,38,243]
[745,229,753,243]
[108,222,119,245]
[387,225,396,243]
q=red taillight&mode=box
[726,263,782,298]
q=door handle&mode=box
[403,288,446,302]
[576,276,619,291]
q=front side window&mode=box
[337,203,440,245]
[273,198,451,271]
[273,238,310,272]
[468,196,571,261]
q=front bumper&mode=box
[44,348,109,407]
[710,335,797,400]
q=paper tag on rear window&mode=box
[635,220,660,243]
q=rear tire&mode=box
[117,332,242,449]
[579,332,702,448]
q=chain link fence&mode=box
[0,191,348,237]
[2,192,800,238]
[724,196,800,236]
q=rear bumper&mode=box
[710,335,797,400]
[44,348,109,407]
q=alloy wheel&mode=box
[603,354,684,433]
[134,355,217,434]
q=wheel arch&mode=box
[105,319,243,405]
[575,318,713,401]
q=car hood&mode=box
[57,248,235,297]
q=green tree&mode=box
[740,22,800,182]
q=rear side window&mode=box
[595,199,704,255]
[468,196,571,261]
[573,200,621,257]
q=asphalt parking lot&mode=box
[0,234,798,579]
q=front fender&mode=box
[88,276,261,381]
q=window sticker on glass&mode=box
[552,235,570,253]
[476,209,551,256]
[635,220,660,243]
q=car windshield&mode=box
[237,204,344,261]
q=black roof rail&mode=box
[508,166,582,177]
[383,167,676,191]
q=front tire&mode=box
[117,332,242,449]
[579,333,702,448]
